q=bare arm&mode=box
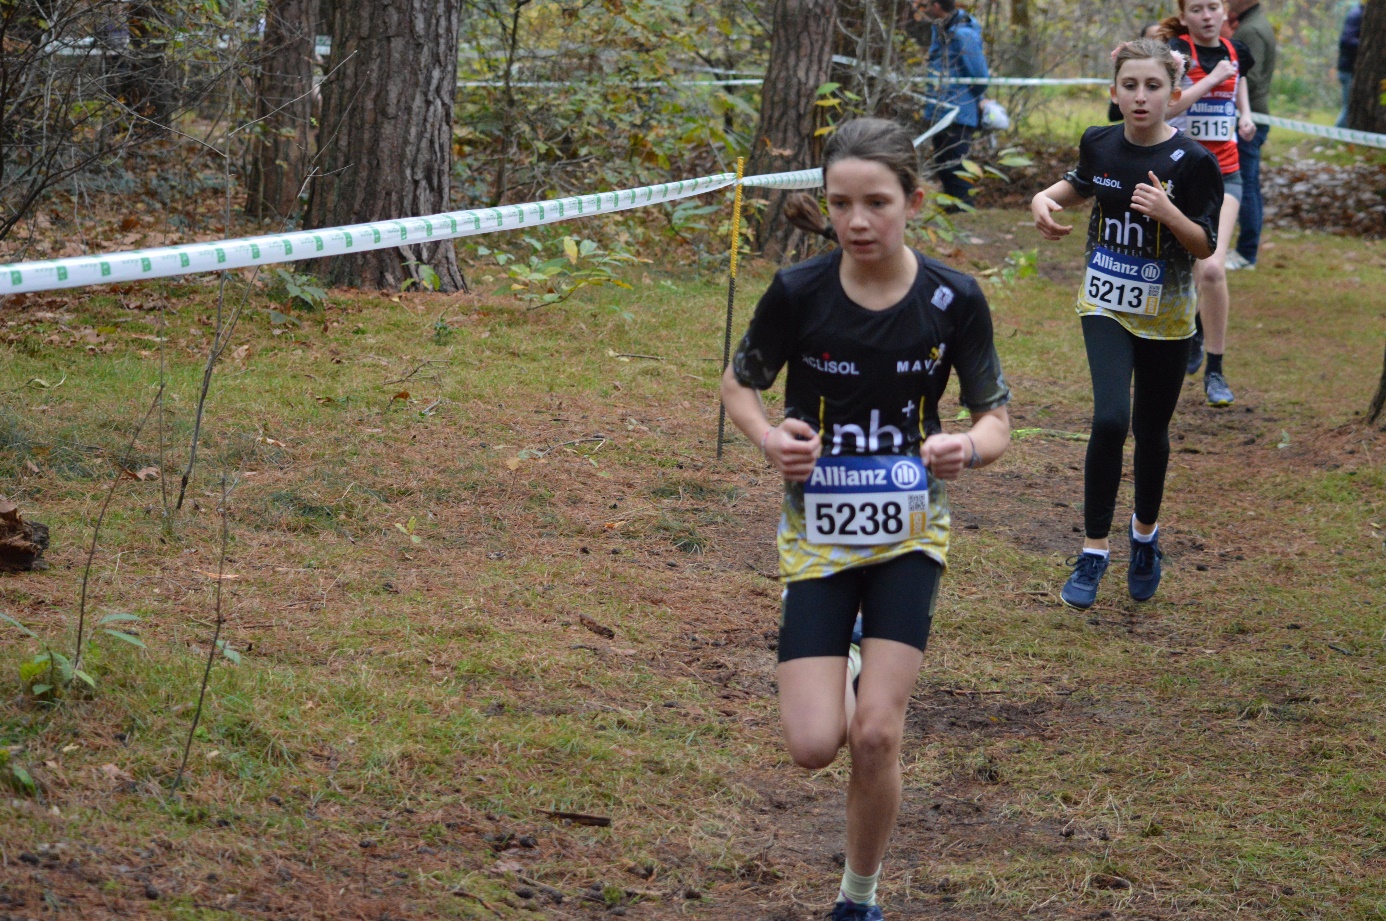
[1165,58,1237,117]
[1031,179,1086,241]
[920,405,1011,481]
[720,365,821,481]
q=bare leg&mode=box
[1195,194,1240,355]
[778,656,849,770]
[845,638,925,876]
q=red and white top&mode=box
[1170,36,1243,176]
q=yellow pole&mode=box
[717,158,746,459]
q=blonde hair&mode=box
[1112,37,1186,86]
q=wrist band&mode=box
[761,428,772,453]
[964,433,981,469]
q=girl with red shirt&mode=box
[1161,0,1255,407]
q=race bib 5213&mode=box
[803,455,930,546]
[1081,246,1164,316]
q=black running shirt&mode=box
[732,248,1010,455]
[1064,124,1223,340]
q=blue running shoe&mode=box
[830,901,884,921]
[1186,330,1204,376]
[1204,371,1235,407]
[1061,552,1109,610]
[1128,532,1163,602]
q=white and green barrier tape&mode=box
[0,174,743,295]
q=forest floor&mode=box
[1,173,1385,919]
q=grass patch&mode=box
[0,221,1383,919]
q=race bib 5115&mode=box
[1081,246,1164,316]
[1187,97,1236,142]
[803,455,930,546]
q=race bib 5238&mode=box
[803,455,930,546]
[1081,246,1164,316]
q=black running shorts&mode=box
[777,552,942,662]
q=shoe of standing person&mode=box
[830,901,885,921]
[1225,251,1249,271]
[1128,529,1164,602]
[1186,330,1204,376]
[1204,371,1235,407]
[1060,552,1109,610]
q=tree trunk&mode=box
[1369,344,1386,427]
[305,0,465,291]
[1011,0,1037,77]
[246,0,316,222]
[747,0,837,262]
[1347,0,1386,134]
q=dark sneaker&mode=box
[1128,533,1163,602]
[1061,552,1109,610]
[1186,331,1204,375]
[830,901,884,921]
[1204,371,1235,407]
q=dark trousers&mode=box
[930,124,977,203]
[1235,124,1270,264]
[1081,316,1191,539]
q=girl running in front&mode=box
[722,118,1011,921]
[1030,39,1223,609]
[1160,0,1257,406]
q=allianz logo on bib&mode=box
[889,459,923,489]
[809,465,887,487]
[1093,175,1122,190]
[1092,249,1143,278]
[802,352,860,375]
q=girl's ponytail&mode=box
[1155,15,1187,38]
[783,193,838,243]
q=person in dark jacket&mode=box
[1227,0,1275,270]
[1336,3,1364,128]
[908,0,989,208]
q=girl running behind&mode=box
[722,118,1011,921]
[1030,39,1223,609]
[1161,0,1257,406]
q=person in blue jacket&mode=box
[910,0,990,209]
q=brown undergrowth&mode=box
[1,214,1383,921]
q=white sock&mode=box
[846,644,862,684]
[839,862,880,906]
[1082,547,1110,558]
[1131,516,1158,543]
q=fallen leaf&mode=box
[232,344,250,362]
[505,456,521,470]
[579,614,615,639]
[132,466,160,481]
[393,391,410,401]
[25,460,39,474]
[489,859,526,875]
[100,763,135,785]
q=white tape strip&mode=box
[0,175,738,295]
[922,76,1109,86]
[1250,112,1386,149]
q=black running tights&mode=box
[1081,315,1192,540]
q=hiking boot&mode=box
[1128,532,1164,602]
[1204,371,1235,407]
[1060,552,1109,610]
[1186,331,1204,375]
[830,901,884,921]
